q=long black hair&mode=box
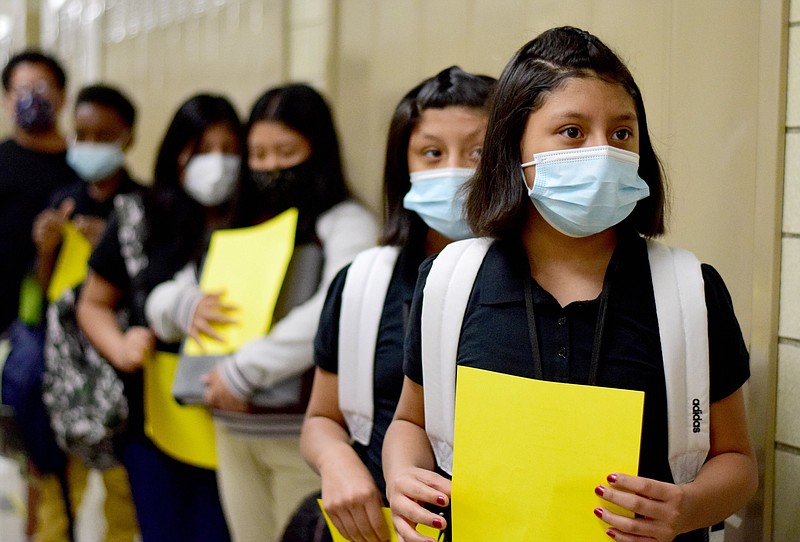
[465,26,667,239]
[145,93,243,259]
[236,84,349,242]
[379,66,496,247]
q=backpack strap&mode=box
[113,193,149,323]
[420,237,710,482]
[646,239,710,484]
[421,237,493,475]
[338,245,401,445]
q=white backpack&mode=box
[421,237,710,486]
[336,238,710,487]
[338,245,401,446]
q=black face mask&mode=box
[249,160,314,215]
[15,91,55,133]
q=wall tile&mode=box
[779,238,800,339]
[288,23,330,87]
[776,344,800,447]
[792,0,800,24]
[289,0,332,26]
[783,133,800,233]
[788,26,800,127]
[774,448,800,540]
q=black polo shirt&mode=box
[404,232,749,542]
[315,244,424,501]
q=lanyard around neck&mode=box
[522,252,618,386]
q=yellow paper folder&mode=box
[145,209,298,467]
[47,221,93,302]
[317,500,441,541]
[451,366,644,541]
[183,207,298,355]
[144,351,217,469]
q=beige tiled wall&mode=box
[774,448,800,539]
[775,1,800,540]
[783,133,800,234]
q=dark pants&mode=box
[1,321,66,474]
[119,433,230,542]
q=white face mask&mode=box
[66,141,125,182]
[183,152,241,206]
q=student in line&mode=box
[383,27,757,542]
[146,84,379,542]
[77,94,243,541]
[299,66,495,542]
[0,50,75,335]
[33,83,140,542]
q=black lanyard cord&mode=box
[523,252,619,386]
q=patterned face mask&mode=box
[15,90,55,133]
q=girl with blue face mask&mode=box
[299,67,495,542]
[384,28,757,542]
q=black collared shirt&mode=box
[315,243,424,501]
[405,233,749,542]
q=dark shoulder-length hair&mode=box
[236,84,349,232]
[146,93,243,256]
[380,66,496,247]
[466,26,667,239]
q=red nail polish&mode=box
[436,495,446,506]
[607,473,618,484]
[594,507,603,519]
[595,485,605,497]
[432,517,443,529]
[606,529,617,539]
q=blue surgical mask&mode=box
[67,142,126,182]
[403,167,474,241]
[521,145,650,237]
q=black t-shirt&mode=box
[50,171,139,219]
[0,139,77,332]
[88,192,198,434]
[404,232,750,542]
[315,244,424,500]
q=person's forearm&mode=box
[77,295,125,368]
[678,451,758,533]
[382,419,436,495]
[301,415,357,475]
[33,251,58,292]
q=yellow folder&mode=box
[451,366,644,541]
[318,499,442,541]
[144,351,217,469]
[183,207,298,355]
[144,209,298,468]
[47,221,92,302]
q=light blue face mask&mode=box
[67,142,125,182]
[403,167,475,241]
[521,145,650,237]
